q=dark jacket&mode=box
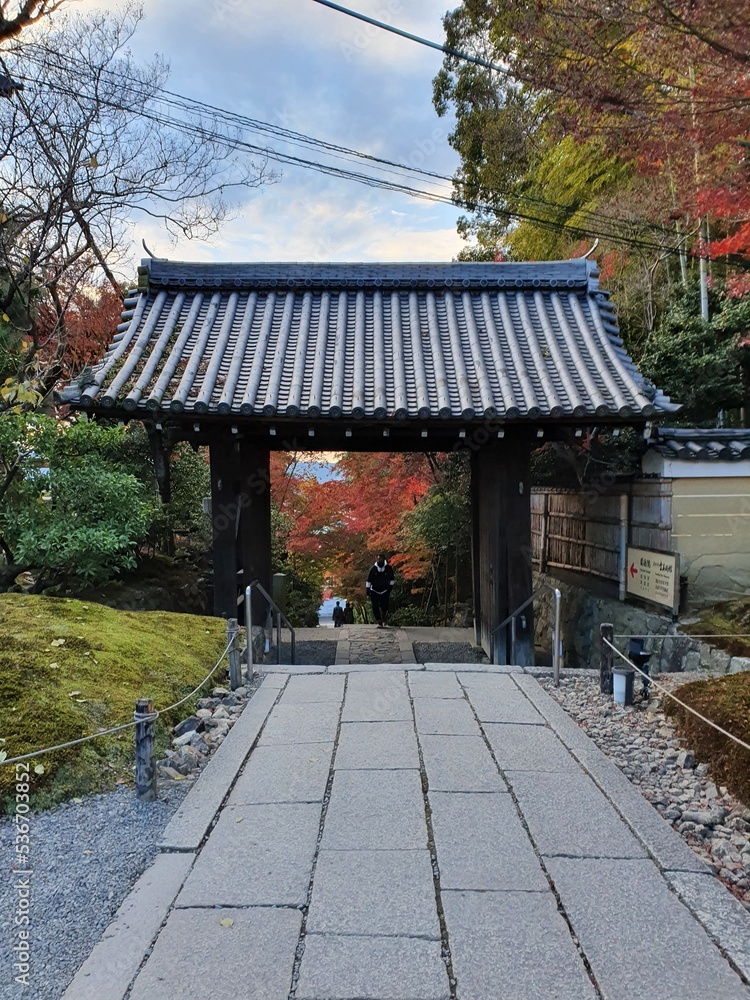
[366,561,395,595]
[332,604,345,625]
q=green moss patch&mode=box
[664,671,750,804]
[682,599,750,658]
[0,594,227,810]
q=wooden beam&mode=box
[238,441,272,627]
[209,434,239,618]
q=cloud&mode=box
[65,0,466,265]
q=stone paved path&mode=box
[334,624,417,665]
[66,666,750,1000]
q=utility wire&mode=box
[5,53,687,256]
[309,0,510,76]
[9,47,686,248]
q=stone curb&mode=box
[512,673,750,981]
[61,851,194,1000]
[159,680,282,851]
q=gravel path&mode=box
[0,781,190,1000]
[540,671,750,911]
[272,640,337,665]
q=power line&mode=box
[309,0,510,77]
[6,45,684,245]
[4,50,687,257]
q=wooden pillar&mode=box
[238,441,272,627]
[470,450,482,648]
[471,434,533,665]
[505,434,533,666]
[209,434,240,619]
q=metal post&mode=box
[510,616,517,665]
[245,585,254,679]
[600,623,614,695]
[552,588,562,687]
[227,617,241,690]
[276,610,282,665]
[134,699,157,802]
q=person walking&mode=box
[366,554,395,627]
[332,600,345,628]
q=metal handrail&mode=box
[245,581,296,674]
[493,583,563,685]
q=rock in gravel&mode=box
[173,715,203,738]
[676,749,695,769]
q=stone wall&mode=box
[533,571,750,675]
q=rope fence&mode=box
[602,635,750,755]
[0,636,235,770]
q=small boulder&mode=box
[173,716,204,739]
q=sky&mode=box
[79,0,465,267]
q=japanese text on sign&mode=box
[625,546,679,612]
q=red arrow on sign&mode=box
[629,562,638,578]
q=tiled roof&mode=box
[647,427,750,461]
[67,259,679,422]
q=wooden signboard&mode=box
[625,546,680,613]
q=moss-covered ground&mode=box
[682,598,750,657]
[0,594,227,811]
[665,671,750,804]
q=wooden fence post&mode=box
[227,617,241,690]
[134,698,157,802]
[600,623,614,695]
[539,492,549,573]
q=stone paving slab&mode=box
[176,801,321,907]
[335,720,419,770]
[306,849,441,938]
[62,852,194,1000]
[228,742,334,804]
[262,663,328,673]
[507,769,647,859]
[484,723,580,772]
[295,934,450,1000]
[571,746,710,874]
[546,857,750,1000]
[129,906,301,1000]
[665,871,750,982]
[511,673,594,749]
[407,671,464,698]
[331,661,421,672]
[259,672,289,688]
[322,769,428,850]
[442,889,597,1000]
[279,673,345,703]
[460,674,544,724]
[424,662,517,672]
[413,695,482,735]
[341,673,413,721]
[159,681,280,851]
[429,791,548,891]
[256,700,341,745]
[420,734,507,792]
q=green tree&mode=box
[640,285,750,424]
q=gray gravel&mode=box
[414,641,486,664]
[0,781,191,1000]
